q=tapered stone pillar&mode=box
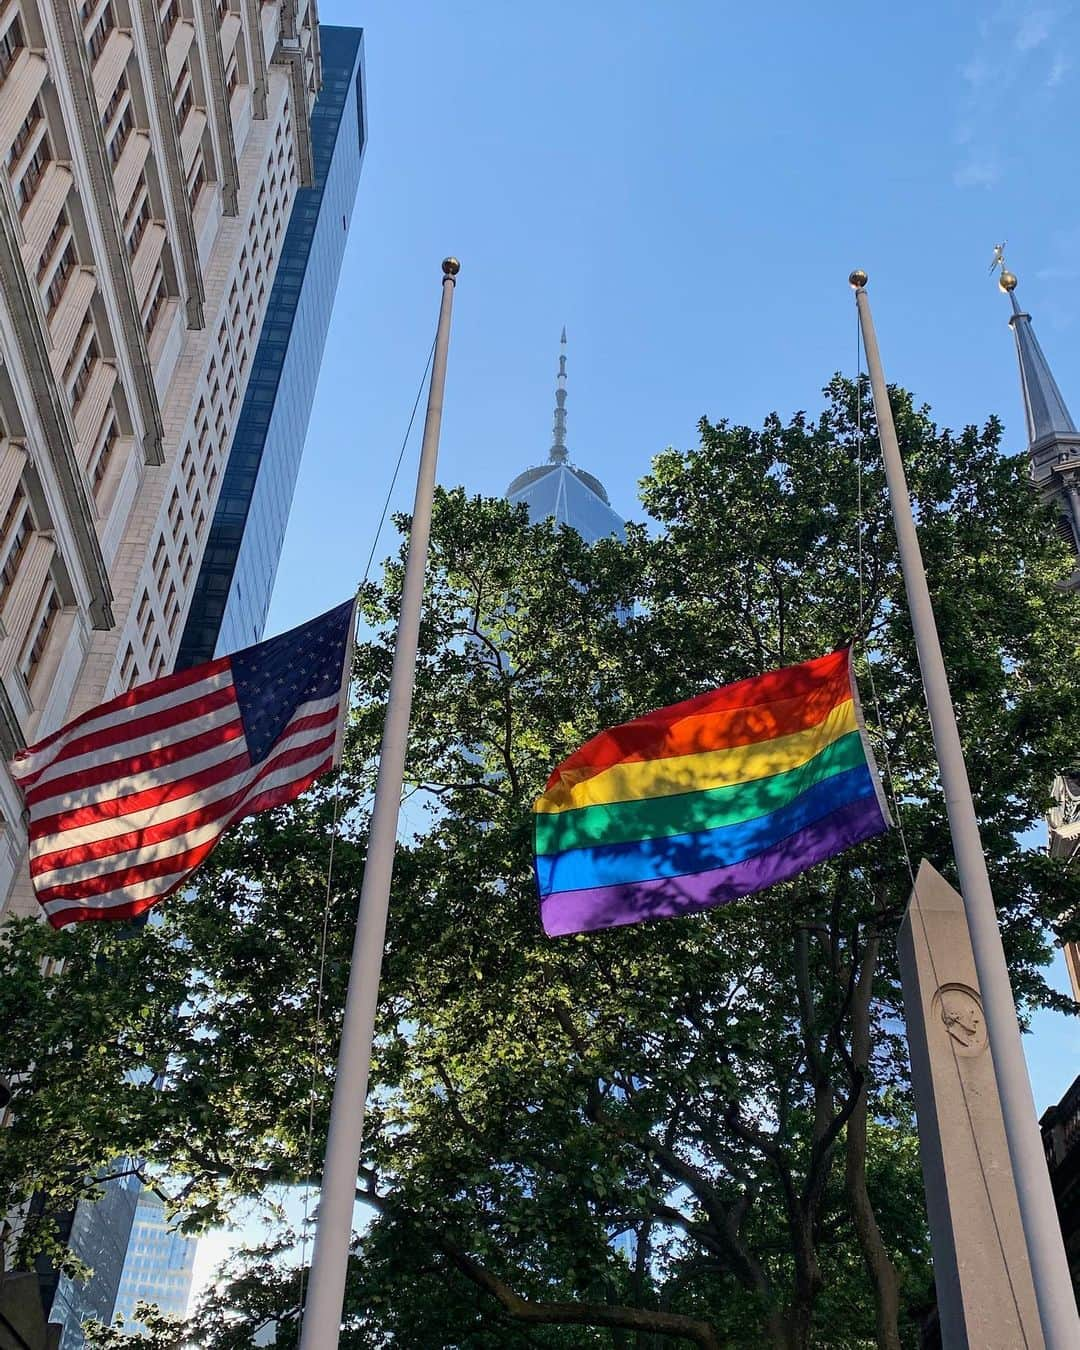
[898,859,1045,1348]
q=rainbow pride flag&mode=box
[534,649,890,936]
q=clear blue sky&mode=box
[268,1,1079,1108]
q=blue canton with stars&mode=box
[229,599,355,764]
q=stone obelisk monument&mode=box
[898,860,1044,1348]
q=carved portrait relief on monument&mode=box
[932,983,988,1056]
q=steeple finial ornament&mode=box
[990,242,1018,293]
[996,253,1077,448]
[549,328,569,464]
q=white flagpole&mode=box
[298,258,460,1349]
[851,270,1078,1347]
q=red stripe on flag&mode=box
[24,719,246,808]
[23,685,239,780]
[14,656,233,763]
[36,835,223,902]
[29,743,253,840]
[30,730,339,876]
[228,757,334,823]
[27,704,341,840]
[45,891,174,928]
[545,649,853,791]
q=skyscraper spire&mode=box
[549,327,569,464]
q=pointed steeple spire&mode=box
[994,254,1080,573]
[549,327,569,464]
[999,271,1077,446]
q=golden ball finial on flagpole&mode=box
[442,257,461,277]
[849,269,868,290]
[999,269,1018,292]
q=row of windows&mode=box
[0,480,66,694]
[0,13,24,88]
[118,88,305,688]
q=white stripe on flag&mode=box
[12,668,234,782]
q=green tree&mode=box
[3,378,1077,1349]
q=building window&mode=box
[21,583,61,688]
[164,582,178,635]
[149,637,163,677]
[71,337,100,406]
[136,589,151,642]
[44,239,77,316]
[119,642,137,689]
[153,534,168,587]
[143,270,167,339]
[187,155,205,210]
[167,486,182,533]
[87,3,116,62]
[0,488,31,610]
[15,139,50,216]
[107,103,134,166]
[101,76,128,132]
[160,0,180,42]
[88,414,118,497]
[0,14,24,87]
[126,191,151,257]
[175,78,193,127]
[6,99,42,174]
[36,213,68,285]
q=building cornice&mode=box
[197,0,240,216]
[271,37,313,186]
[242,0,269,117]
[51,0,166,467]
[133,0,206,330]
[0,203,114,630]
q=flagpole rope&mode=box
[851,318,1030,1344]
[293,333,439,1336]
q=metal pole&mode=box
[851,271,1078,1347]
[298,258,460,1349]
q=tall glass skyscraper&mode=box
[506,331,625,541]
[177,26,367,666]
[111,1191,197,1333]
[42,1172,142,1350]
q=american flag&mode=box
[11,598,357,929]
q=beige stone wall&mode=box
[0,0,321,918]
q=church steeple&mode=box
[1001,275,1077,446]
[994,254,1080,563]
[549,327,569,464]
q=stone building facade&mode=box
[0,0,321,916]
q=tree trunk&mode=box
[846,933,902,1350]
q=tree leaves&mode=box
[2,379,1077,1348]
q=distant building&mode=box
[506,330,625,542]
[176,24,366,666]
[111,1191,196,1332]
[44,1172,141,1350]
[1040,1073,1080,1300]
